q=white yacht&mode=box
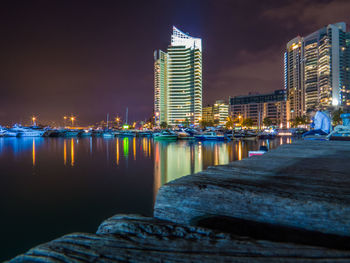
[8,124,45,137]
[0,126,7,137]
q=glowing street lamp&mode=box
[32,116,36,126]
[70,116,75,126]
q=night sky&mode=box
[1,0,350,126]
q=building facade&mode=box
[285,22,350,121]
[285,36,304,121]
[202,105,214,123]
[213,100,229,125]
[154,26,202,126]
[202,100,229,125]
[230,90,287,128]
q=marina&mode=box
[0,124,304,141]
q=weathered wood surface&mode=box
[154,140,350,236]
[9,215,350,262]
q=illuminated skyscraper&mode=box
[304,22,350,110]
[154,26,202,126]
[285,22,350,117]
[154,50,168,125]
[285,36,304,122]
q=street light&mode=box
[70,116,75,126]
[115,117,120,128]
[32,116,36,126]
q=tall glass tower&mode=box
[154,26,202,126]
[285,22,350,116]
[285,36,304,122]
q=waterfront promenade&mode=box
[9,140,350,262]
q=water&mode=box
[0,136,292,260]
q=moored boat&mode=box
[153,130,178,141]
[194,131,225,141]
[0,126,7,137]
[177,130,195,140]
[8,124,45,137]
[64,129,80,137]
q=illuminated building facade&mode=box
[230,90,287,128]
[202,100,229,125]
[285,36,304,122]
[154,50,168,125]
[285,22,350,115]
[213,100,229,125]
[154,26,202,126]
[202,105,214,122]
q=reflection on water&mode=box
[0,136,291,261]
[32,139,35,167]
[71,138,75,167]
[0,137,292,188]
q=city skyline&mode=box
[2,0,350,125]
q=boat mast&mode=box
[106,113,109,130]
[126,108,128,125]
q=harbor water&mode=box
[0,136,291,260]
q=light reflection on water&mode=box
[0,136,291,261]
[0,137,292,185]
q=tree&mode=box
[332,108,343,126]
[242,118,254,128]
[200,120,214,129]
[160,122,168,129]
[263,117,272,127]
[225,116,234,129]
[182,118,190,127]
[291,115,309,128]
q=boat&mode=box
[153,130,178,141]
[248,146,269,157]
[64,129,80,137]
[80,129,92,137]
[0,126,7,137]
[258,129,277,140]
[194,131,225,141]
[137,131,153,137]
[119,131,136,137]
[102,132,114,138]
[233,130,257,140]
[177,130,195,140]
[8,124,45,137]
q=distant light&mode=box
[332,98,339,106]
[123,124,129,130]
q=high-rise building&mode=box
[154,26,202,126]
[285,36,304,122]
[285,22,350,119]
[154,50,168,125]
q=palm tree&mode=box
[263,117,272,127]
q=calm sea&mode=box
[0,136,292,260]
